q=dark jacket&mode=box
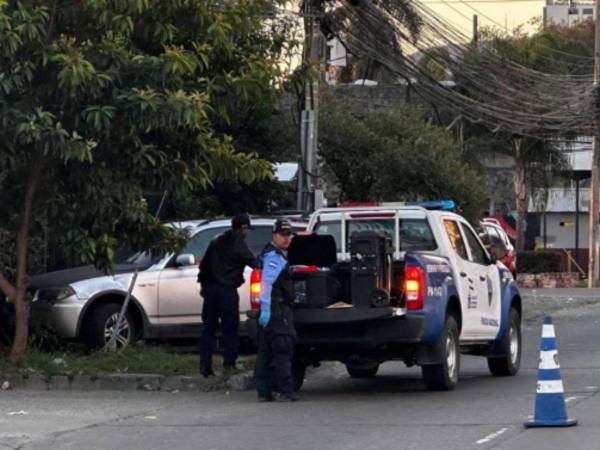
[198,230,257,288]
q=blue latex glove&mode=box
[259,309,271,328]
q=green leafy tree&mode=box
[319,95,486,222]
[0,0,289,364]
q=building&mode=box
[544,1,595,27]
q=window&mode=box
[349,219,395,243]
[462,224,489,265]
[183,227,228,259]
[182,224,294,261]
[443,220,468,260]
[113,249,159,268]
[314,219,436,252]
[400,219,437,251]
[314,222,342,250]
[583,7,593,14]
[245,226,275,256]
[486,224,510,247]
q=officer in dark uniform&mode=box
[254,218,298,402]
[198,213,257,377]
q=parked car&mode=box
[30,217,307,349]
[480,220,516,277]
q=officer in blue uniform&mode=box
[254,219,298,402]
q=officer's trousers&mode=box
[254,327,295,398]
[200,283,240,370]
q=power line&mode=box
[324,0,596,138]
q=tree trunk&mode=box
[8,164,42,365]
[512,138,527,253]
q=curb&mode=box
[0,373,227,392]
[0,370,256,392]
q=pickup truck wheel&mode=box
[487,308,521,376]
[292,361,306,392]
[422,315,460,391]
[346,363,379,378]
[83,303,137,351]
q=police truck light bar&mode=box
[340,200,455,211]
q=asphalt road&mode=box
[2,289,600,450]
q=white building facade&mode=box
[544,1,595,27]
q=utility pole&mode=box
[297,0,325,213]
[473,14,478,43]
[588,0,600,287]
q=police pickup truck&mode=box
[250,201,522,391]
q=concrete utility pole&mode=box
[588,0,600,287]
[297,0,325,213]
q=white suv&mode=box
[30,217,306,349]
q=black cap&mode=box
[232,213,251,230]
[272,219,293,236]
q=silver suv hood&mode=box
[28,264,146,290]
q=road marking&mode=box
[565,396,578,403]
[586,386,598,390]
[476,427,508,445]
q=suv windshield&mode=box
[314,218,437,252]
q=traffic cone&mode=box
[524,316,577,428]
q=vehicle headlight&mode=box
[36,286,77,304]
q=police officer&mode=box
[198,213,257,378]
[254,218,298,402]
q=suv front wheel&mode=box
[487,307,521,376]
[83,302,137,351]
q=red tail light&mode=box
[404,265,425,310]
[250,269,262,311]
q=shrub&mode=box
[519,251,563,274]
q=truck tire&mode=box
[487,307,521,376]
[422,315,460,391]
[292,361,306,392]
[346,363,379,378]
[83,302,137,351]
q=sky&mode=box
[422,0,546,36]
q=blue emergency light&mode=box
[406,200,456,210]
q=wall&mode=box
[538,212,589,249]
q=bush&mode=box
[519,251,563,274]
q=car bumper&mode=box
[245,307,426,350]
[295,310,425,347]
[31,296,84,339]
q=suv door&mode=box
[156,226,228,325]
[442,219,487,340]
[459,221,500,340]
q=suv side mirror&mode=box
[479,231,508,264]
[175,254,196,267]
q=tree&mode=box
[319,95,486,222]
[0,0,289,364]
